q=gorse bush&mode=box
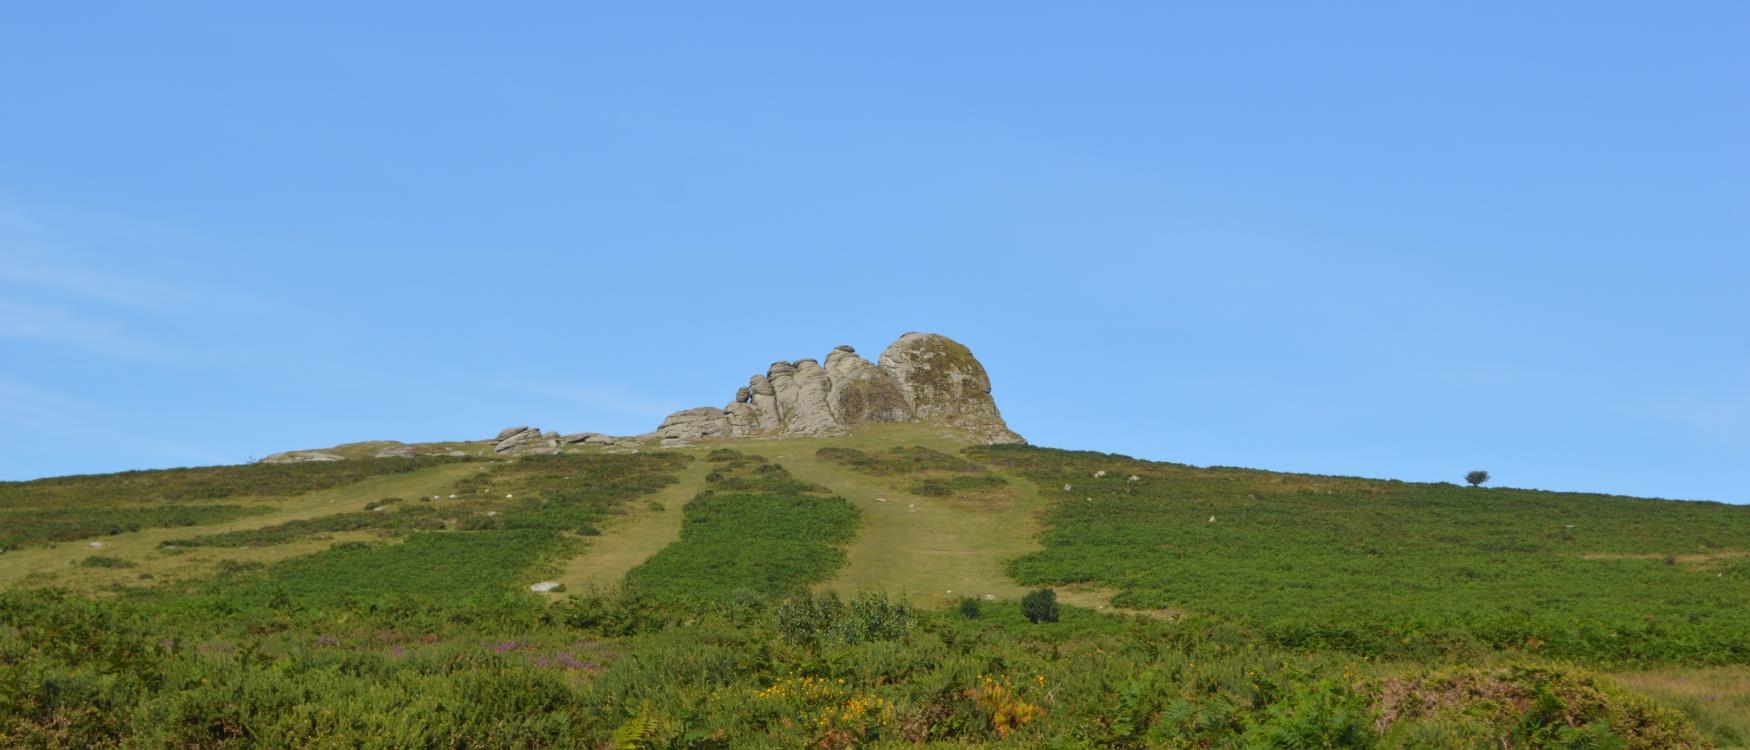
[776,591,913,646]
[8,585,1699,748]
[1021,588,1060,624]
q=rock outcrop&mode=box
[493,426,558,454]
[259,450,345,464]
[651,333,1023,447]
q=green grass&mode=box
[816,444,1009,498]
[0,455,472,509]
[159,505,448,547]
[545,459,715,593]
[453,452,691,533]
[625,456,859,601]
[188,529,571,610]
[0,427,1743,746]
[972,444,1750,666]
[0,504,271,549]
[1614,666,1750,748]
[911,473,1008,497]
[815,445,985,475]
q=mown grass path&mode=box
[0,462,486,591]
[708,426,1124,610]
[542,458,714,595]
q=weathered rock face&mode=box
[878,332,1025,445]
[652,333,1023,447]
[824,345,911,425]
[494,426,558,454]
[652,407,731,444]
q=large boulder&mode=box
[652,332,1023,445]
[878,332,1024,444]
[494,426,543,454]
[654,407,731,447]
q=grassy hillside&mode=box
[0,427,1744,747]
[976,444,1750,666]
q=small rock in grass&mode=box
[528,581,562,593]
[89,541,104,549]
[1062,484,1072,491]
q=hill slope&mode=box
[2,424,1746,746]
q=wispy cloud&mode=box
[0,201,219,363]
[0,377,99,427]
[0,257,181,310]
[0,377,232,472]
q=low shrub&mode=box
[1021,588,1059,624]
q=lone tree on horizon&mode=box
[1465,470,1491,487]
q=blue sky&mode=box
[2,4,1745,502]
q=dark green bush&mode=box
[957,597,982,619]
[1022,588,1059,624]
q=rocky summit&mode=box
[652,332,1024,447]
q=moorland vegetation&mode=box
[1,436,1744,747]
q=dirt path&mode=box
[0,462,487,591]
[540,459,714,595]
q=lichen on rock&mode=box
[652,332,1024,446]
